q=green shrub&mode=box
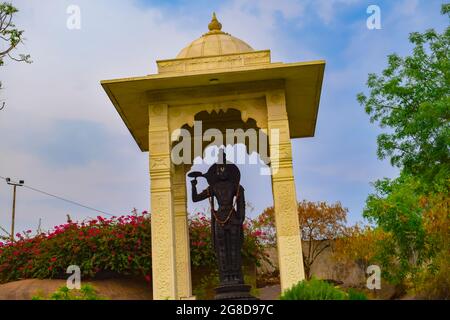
[280,278,347,300]
[32,284,105,300]
[280,278,369,300]
[347,288,368,300]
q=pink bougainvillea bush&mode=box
[0,212,270,284]
[0,213,152,284]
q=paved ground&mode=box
[258,284,281,300]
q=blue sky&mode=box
[0,0,447,234]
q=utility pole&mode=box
[5,178,24,242]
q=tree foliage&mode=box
[358,4,449,293]
[258,201,349,280]
[0,2,31,95]
[365,175,428,282]
[254,206,277,247]
[357,4,449,184]
[333,225,389,274]
[298,201,348,280]
[0,2,30,65]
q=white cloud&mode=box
[1,0,197,128]
[394,0,419,16]
[313,0,361,25]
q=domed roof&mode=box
[176,13,254,59]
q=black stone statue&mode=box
[189,149,257,300]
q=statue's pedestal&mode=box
[214,284,259,300]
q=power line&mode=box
[0,175,115,217]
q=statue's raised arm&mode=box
[190,178,210,202]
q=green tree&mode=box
[357,4,449,185]
[0,2,31,104]
[364,175,427,284]
[0,2,30,65]
[357,4,449,290]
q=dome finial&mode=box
[208,12,222,32]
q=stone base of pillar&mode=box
[180,296,197,300]
[214,284,259,300]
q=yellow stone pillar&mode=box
[266,90,305,292]
[173,164,193,299]
[148,104,178,300]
